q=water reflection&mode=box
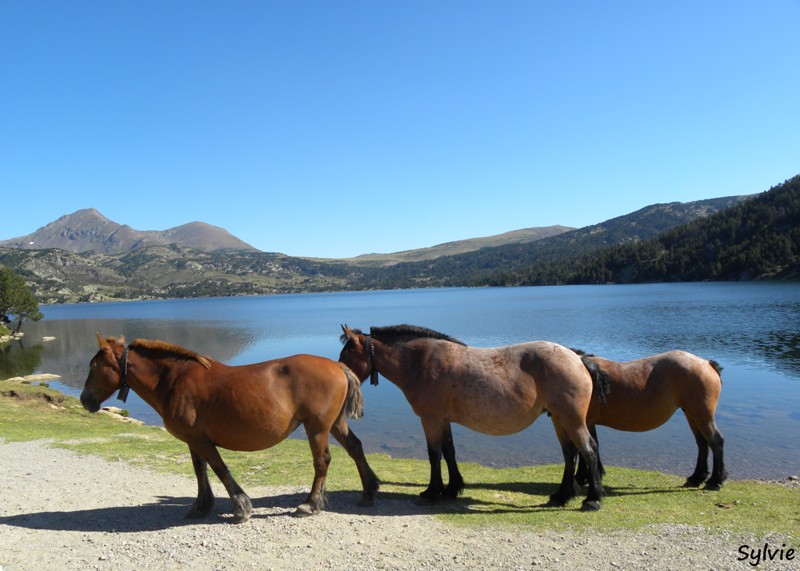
[0,339,44,378]
[2,283,799,480]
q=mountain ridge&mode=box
[0,208,259,254]
[0,192,757,304]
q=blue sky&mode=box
[2,1,798,258]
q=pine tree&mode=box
[0,266,43,334]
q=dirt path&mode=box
[0,440,789,570]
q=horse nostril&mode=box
[80,392,98,413]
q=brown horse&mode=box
[80,334,379,522]
[339,324,609,511]
[574,350,727,490]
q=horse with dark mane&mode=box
[339,324,609,511]
[573,349,727,490]
[81,334,379,522]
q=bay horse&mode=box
[80,334,379,522]
[574,350,727,490]
[339,324,609,511]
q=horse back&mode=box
[165,354,350,451]
[587,350,722,430]
[232,354,350,404]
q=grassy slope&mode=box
[0,380,796,538]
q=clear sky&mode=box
[2,1,798,258]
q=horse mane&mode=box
[372,324,466,346]
[130,339,214,369]
[340,324,466,346]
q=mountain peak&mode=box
[0,210,258,254]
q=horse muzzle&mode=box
[80,391,101,413]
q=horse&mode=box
[573,350,727,490]
[80,334,379,522]
[339,324,610,511]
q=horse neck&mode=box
[123,351,174,416]
[373,340,417,389]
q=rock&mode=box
[99,407,145,425]
[1,373,61,383]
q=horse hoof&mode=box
[230,494,252,523]
[703,482,722,491]
[546,494,567,508]
[415,495,437,506]
[186,494,215,518]
[580,500,601,512]
[292,503,318,517]
[357,497,375,508]
[186,506,212,519]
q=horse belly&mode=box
[447,393,544,436]
[592,397,678,432]
[184,387,302,452]
[207,415,300,452]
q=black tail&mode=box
[708,359,723,383]
[573,349,611,405]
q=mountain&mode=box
[496,175,800,285]
[352,226,574,263]
[0,209,258,254]
[0,189,776,304]
[342,195,750,289]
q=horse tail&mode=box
[338,363,364,419]
[708,359,723,385]
[577,351,611,406]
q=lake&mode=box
[2,283,799,480]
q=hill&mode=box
[0,188,780,304]
[0,209,258,254]
[353,225,574,263]
[343,196,748,289]
[488,175,800,285]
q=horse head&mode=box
[80,333,127,413]
[338,325,377,385]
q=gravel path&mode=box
[0,440,792,571]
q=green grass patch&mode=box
[1,379,797,539]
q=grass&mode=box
[1,379,797,540]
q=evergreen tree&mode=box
[0,266,43,333]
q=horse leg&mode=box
[441,422,464,500]
[685,415,727,490]
[191,441,252,523]
[575,428,604,511]
[684,422,710,487]
[330,417,380,507]
[295,429,332,517]
[547,423,582,508]
[186,448,215,518]
[703,423,727,490]
[418,418,446,503]
[575,425,604,486]
[551,420,604,511]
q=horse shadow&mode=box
[0,489,437,533]
[374,478,696,514]
[0,479,696,532]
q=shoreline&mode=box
[3,373,799,487]
[1,439,796,571]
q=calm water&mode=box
[2,283,799,480]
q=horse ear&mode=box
[117,335,126,345]
[341,324,355,341]
[96,332,108,349]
